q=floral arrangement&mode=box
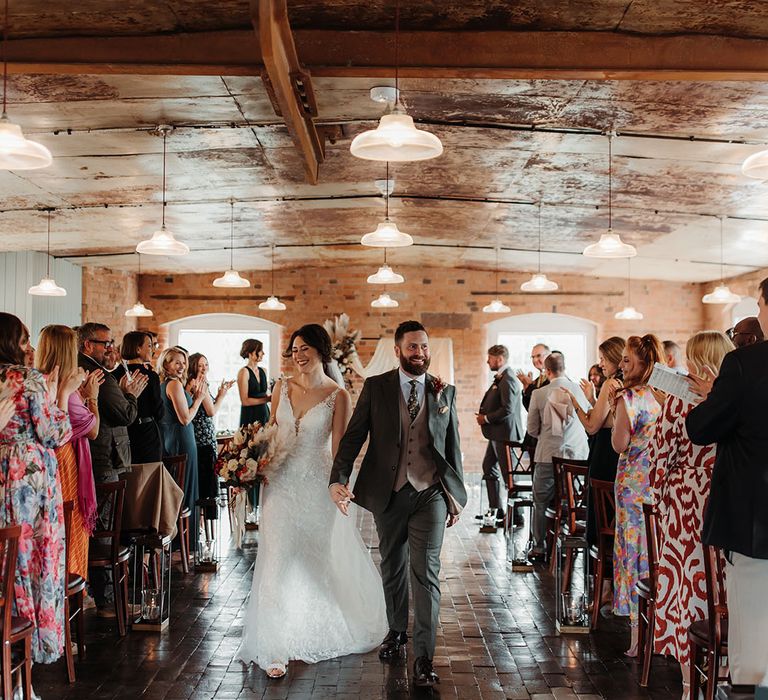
[323,313,361,389]
[215,422,292,487]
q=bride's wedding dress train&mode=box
[237,384,387,670]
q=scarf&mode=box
[67,392,98,534]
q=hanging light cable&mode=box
[614,257,643,320]
[213,199,250,288]
[259,244,286,310]
[125,252,153,317]
[483,246,510,313]
[350,1,442,162]
[0,0,52,170]
[29,209,66,296]
[136,125,189,256]
[583,132,637,258]
[361,161,413,247]
[521,200,559,292]
[702,215,741,304]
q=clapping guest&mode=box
[649,331,733,698]
[238,339,270,427]
[114,331,164,463]
[158,347,204,520]
[611,334,664,656]
[188,353,234,510]
[566,337,625,549]
[726,316,764,349]
[37,325,103,583]
[0,313,80,665]
[581,364,606,407]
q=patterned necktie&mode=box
[407,380,419,422]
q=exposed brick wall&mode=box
[125,265,705,469]
[81,266,138,341]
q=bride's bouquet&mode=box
[215,422,292,487]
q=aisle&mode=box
[35,479,683,699]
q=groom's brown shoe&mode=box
[379,630,407,660]
[413,656,438,687]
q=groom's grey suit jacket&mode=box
[330,369,467,516]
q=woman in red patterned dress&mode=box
[649,330,733,698]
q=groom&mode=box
[330,320,467,688]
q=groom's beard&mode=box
[400,355,430,376]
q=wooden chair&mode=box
[163,455,191,574]
[62,501,86,683]
[688,544,729,700]
[637,502,661,686]
[0,524,33,700]
[589,478,616,630]
[559,462,589,593]
[503,441,531,534]
[88,481,130,636]
[547,458,588,572]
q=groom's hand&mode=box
[329,483,354,516]
[446,513,460,528]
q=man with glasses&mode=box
[725,316,764,349]
[78,322,148,618]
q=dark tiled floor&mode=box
[34,479,683,700]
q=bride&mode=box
[238,324,387,678]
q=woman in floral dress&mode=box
[611,334,664,656]
[649,331,733,697]
[0,313,82,664]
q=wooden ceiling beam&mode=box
[3,29,768,80]
[255,0,324,184]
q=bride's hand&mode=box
[329,483,354,516]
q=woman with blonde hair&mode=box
[649,331,734,698]
[611,334,664,656]
[36,325,103,582]
[158,347,204,525]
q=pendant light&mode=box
[614,258,643,320]
[0,0,52,170]
[361,162,413,247]
[350,2,442,162]
[371,292,399,308]
[521,201,559,292]
[125,253,153,317]
[29,210,66,297]
[583,133,637,258]
[702,216,741,304]
[259,245,286,311]
[367,248,404,284]
[483,246,510,313]
[213,199,250,288]
[136,125,189,256]
[741,149,768,180]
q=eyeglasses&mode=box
[531,353,546,360]
[90,339,115,349]
[725,328,752,341]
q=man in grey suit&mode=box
[526,353,590,561]
[330,321,467,688]
[476,344,524,525]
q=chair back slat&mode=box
[642,502,661,589]
[590,478,616,535]
[93,481,126,560]
[562,461,589,534]
[163,455,187,495]
[702,544,728,646]
[0,524,21,641]
[63,500,74,577]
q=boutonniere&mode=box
[430,377,450,413]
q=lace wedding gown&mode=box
[238,383,387,669]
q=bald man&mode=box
[728,317,765,349]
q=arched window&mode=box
[163,313,282,431]
[485,312,598,383]
[731,297,759,325]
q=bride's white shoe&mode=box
[266,662,287,678]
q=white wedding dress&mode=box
[237,382,387,669]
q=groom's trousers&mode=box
[374,482,447,660]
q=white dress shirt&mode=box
[399,369,426,408]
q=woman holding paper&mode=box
[648,331,732,698]
[610,334,664,657]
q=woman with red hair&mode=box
[610,334,664,656]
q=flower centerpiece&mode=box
[323,313,361,390]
